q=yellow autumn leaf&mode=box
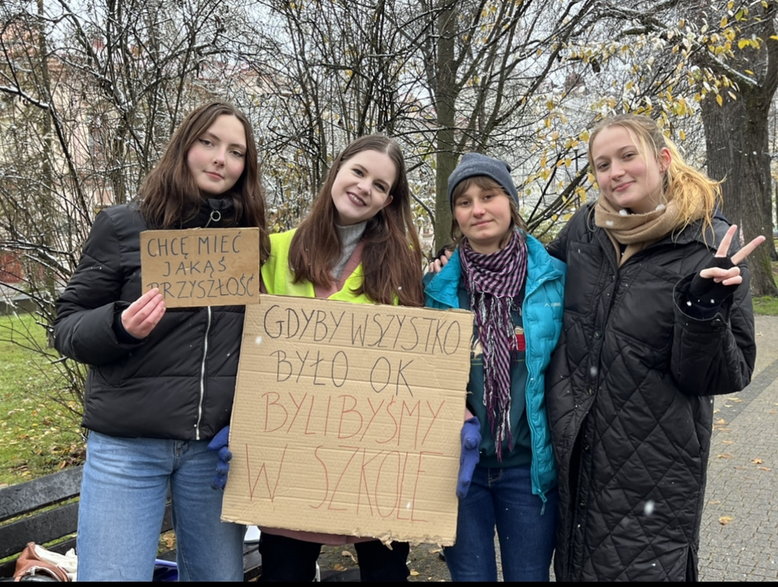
[751,458,763,464]
[410,570,420,576]
[717,453,734,459]
[719,515,734,525]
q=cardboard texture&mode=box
[222,294,473,546]
[140,227,260,308]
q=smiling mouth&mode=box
[347,192,366,206]
[205,171,223,180]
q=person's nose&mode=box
[213,149,226,167]
[472,200,486,215]
[357,177,372,195]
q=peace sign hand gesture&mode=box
[687,225,766,308]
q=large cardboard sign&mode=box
[222,295,473,546]
[140,227,260,308]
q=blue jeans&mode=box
[76,431,245,581]
[443,465,558,582]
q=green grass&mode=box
[756,257,778,316]
[753,295,778,315]
[0,313,83,486]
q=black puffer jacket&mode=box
[546,203,756,582]
[54,202,248,441]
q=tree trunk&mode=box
[700,91,778,296]
[36,0,61,347]
[433,1,457,253]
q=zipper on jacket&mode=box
[523,256,562,504]
[195,306,212,440]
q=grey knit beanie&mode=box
[448,152,518,208]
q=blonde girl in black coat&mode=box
[546,113,765,582]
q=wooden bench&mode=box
[0,465,262,581]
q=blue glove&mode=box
[456,417,481,499]
[207,426,232,490]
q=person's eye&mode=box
[230,149,245,158]
[456,200,471,208]
[623,151,636,160]
[352,167,364,177]
[596,162,609,171]
[199,138,213,147]
[374,182,388,193]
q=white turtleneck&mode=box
[332,221,367,280]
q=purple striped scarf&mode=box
[460,229,528,461]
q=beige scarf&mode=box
[594,196,693,265]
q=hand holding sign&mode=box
[121,288,166,339]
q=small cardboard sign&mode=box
[221,294,473,546]
[140,227,260,307]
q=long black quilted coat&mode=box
[545,204,757,581]
[54,202,248,441]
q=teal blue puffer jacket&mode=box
[424,233,566,502]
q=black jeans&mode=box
[258,532,410,582]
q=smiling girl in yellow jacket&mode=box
[259,134,424,582]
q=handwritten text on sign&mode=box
[139,227,260,307]
[222,295,473,546]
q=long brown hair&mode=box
[138,101,269,261]
[288,135,424,306]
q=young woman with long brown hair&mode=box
[54,101,270,581]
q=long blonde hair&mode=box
[588,113,722,232]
